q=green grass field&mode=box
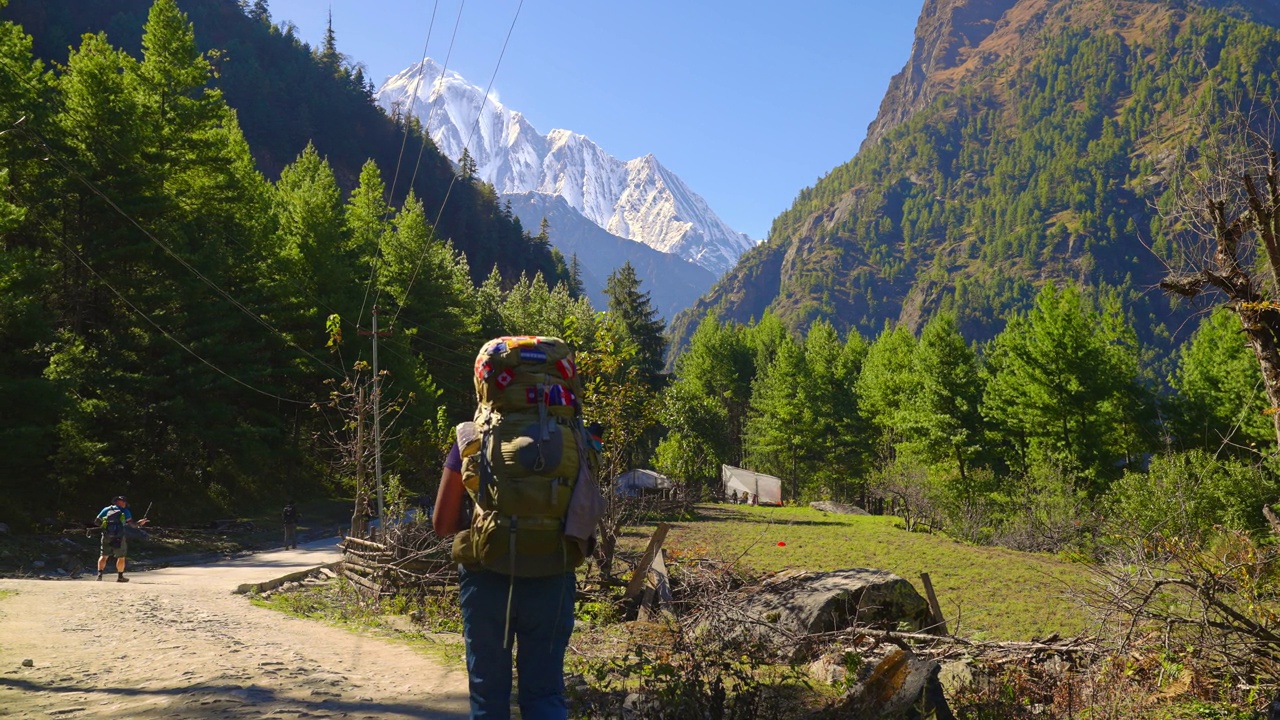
[628,504,1093,641]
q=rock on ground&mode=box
[841,647,955,720]
[728,568,931,646]
[809,501,869,515]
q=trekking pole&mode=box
[142,501,153,522]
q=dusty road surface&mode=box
[0,540,470,719]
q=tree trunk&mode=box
[1237,305,1280,448]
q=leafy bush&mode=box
[990,464,1098,554]
[1106,450,1279,540]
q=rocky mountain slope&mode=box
[376,59,754,276]
[670,0,1280,360]
[503,193,716,321]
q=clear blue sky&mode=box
[266,1,922,241]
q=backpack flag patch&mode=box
[495,368,516,390]
[556,358,576,380]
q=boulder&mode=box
[841,648,955,720]
[810,501,869,515]
[0,522,9,535]
[937,659,974,696]
[809,653,850,687]
[736,568,931,640]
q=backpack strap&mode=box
[477,429,496,509]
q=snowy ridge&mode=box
[376,58,753,275]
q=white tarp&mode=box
[616,469,674,496]
[721,465,783,505]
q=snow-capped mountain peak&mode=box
[377,59,753,275]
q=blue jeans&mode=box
[459,566,576,719]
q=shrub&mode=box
[1106,450,1279,541]
[992,464,1098,554]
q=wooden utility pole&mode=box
[352,385,367,538]
[359,307,393,528]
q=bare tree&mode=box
[317,361,414,537]
[1160,116,1280,450]
[1082,528,1280,690]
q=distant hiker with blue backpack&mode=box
[434,336,606,720]
[95,496,147,582]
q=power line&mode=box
[0,39,434,371]
[13,194,316,407]
[10,125,346,380]
[404,0,469,196]
[368,1,465,329]
[0,52,483,404]
[361,0,444,330]
[384,0,446,213]
[391,0,524,331]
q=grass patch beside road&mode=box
[252,580,466,664]
[627,504,1092,641]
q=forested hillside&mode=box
[652,0,1280,559]
[669,0,1280,361]
[0,0,565,286]
[0,0,615,526]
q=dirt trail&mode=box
[0,540,470,719]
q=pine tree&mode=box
[745,311,788,373]
[857,324,922,448]
[655,313,754,492]
[474,265,506,338]
[272,143,351,318]
[249,0,271,23]
[458,147,478,180]
[901,314,984,485]
[345,160,391,271]
[604,261,666,378]
[678,313,755,465]
[1172,308,1272,452]
[804,320,870,499]
[379,191,477,389]
[136,0,218,176]
[319,9,341,72]
[567,252,585,300]
[746,336,810,501]
[0,11,47,185]
[982,283,1147,486]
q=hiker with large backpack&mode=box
[434,336,606,720]
[95,496,148,582]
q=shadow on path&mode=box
[0,676,468,719]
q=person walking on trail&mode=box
[95,496,147,582]
[435,336,606,720]
[282,500,300,550]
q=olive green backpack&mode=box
[453,336,597,577]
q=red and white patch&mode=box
[495,369,515,390]
[556,358,576,380]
